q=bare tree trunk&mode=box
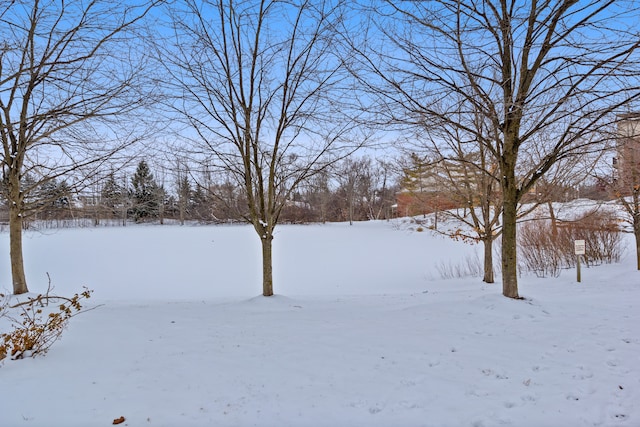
[501,149,520,297]
[94,182,100,226]
[179,206,185,225]
[94,206,100,226]
[261,235,274,296]
[483,237,494,284]
[9,203,28,295]
[501,185,519,299]
[349,199,354,225]
[122,174,128,226]
[321,201,327,224]
[548,200,558,239]
[634,216,640,271]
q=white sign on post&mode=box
[575,240,586,255]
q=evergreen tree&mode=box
[176,175,191,225]
[190,185,212,222]
[33,179,72,219]
[27,178,71,211]
[101,174,125,214]
[130,160,159,222]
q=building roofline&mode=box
[618,112,640,120]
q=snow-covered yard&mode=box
[1,220,638,427]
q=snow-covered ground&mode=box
[1,219,638,427]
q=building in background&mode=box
[614,113,640,195]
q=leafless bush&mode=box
[519,221,563,277]
[560,210,624,266]
[0,280,93,362]
[518,209,623,277]
[436,253,483,279]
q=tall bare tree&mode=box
[355,0,640,298]
[0,0,160,294]
[424,124,504,284]
[334,157,370,225]
[302,169,332,223]
[161,0,360,296]
[174,159,192,226]
[363,158,397,221]
[411,107,596,284]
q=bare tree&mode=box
[302,169,332,223]
[423,119,504,284]
[334,157,370,225]
[416,106,598,284]
[0,0,160,294]
[175,159,192,226]
[355,0,640,298]
[160,0,360,296]
[364,159,397,221]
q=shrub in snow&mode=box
[518,208,623,277]
[436,253,484,279]
[0,283,93,362]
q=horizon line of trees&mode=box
[0,157,400,227]
[0,152,616,231]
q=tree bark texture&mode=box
[9,203,28,295]
[261,234,274,296]
[501,148,520,298]
[482,237,494,284]
[501,191,519,299]
[634,215,640,271]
